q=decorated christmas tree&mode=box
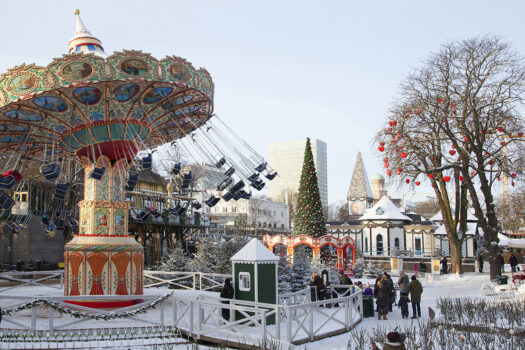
[294,138,326,237]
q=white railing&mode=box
[143,271,231,291]
[0,270,63,293]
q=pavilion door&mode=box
[414,237,422,255]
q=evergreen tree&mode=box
[277,254,293,294]
[352,258,365,278]
[294,138,326,237]
[156,243,189,272]
[189,233,249,274]
[289,245,312,292]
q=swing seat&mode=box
[250,179,265,191]
[40,163,60,181]
[170,205,186,216]
[247,173,259,182]
[222,180,245,201]
[217,178,232,191]
[255,163,267,172]
[0,191,15,210]
[0,175,15,190]
[136,211,150,223]
[265,171,278,180]
[90,166,106,180]
[239,190,251,200]
[181,172,192,189]
[215,157,226,168]
[204,196,220,208]
[125,185,135,191]
[192,202,202,210]
[171,163,182,175]
[224,167,235,177]
[151,209,161,218]
[142,154,153,169]
[53,183,70,200]
[126,173,139,191]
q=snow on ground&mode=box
[305,271,516,350]
[1,271,522,349]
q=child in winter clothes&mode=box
[398,291,410,319]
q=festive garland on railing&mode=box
[1,294,171,321]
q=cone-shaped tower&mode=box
[68,9,106,57]
[347,152,373,215]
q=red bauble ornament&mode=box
[383,157,389,163]
[379,142,385,146]
[428,174,434,178]
[415,181,420,186]
[443,176,451,182]
[401,152,407,158]
[389,121,393,127]
[459,176,464,182]
[512,181,515,187]
[378,146,385,152]
[417,108,421,114]
[405,179,410,184]
[450,102,454,108]
[385,162,390,168]
[449,150,456,155]
[518,132,524,137]
[498,127,502,132]
[464,136,468,142]
[501,141,506,146]
[451,145,455,149]
[396,167,403,175]
[488,160,494,166]
[386,170,392,177]
[392,120,397,126]
[511,173,517,178]
[438,98,442,103]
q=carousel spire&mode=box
[68,9,106,57]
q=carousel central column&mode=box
[64,156,143,299]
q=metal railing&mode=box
[0,270,63,293]
[143,271,231,291]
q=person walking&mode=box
[407,275,423,319]
[374,275,392,320]
[397,271,409,292]
[510,254,518,272]
[220,278,234,320]
[309,272,325,301]
[440,257,448,274]
[477,254,484,273]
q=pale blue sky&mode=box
[1,1,523,204]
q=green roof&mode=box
[371,173,384,180]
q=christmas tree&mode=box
[290,245,312,292]
[277,254,293,294]
[294,138,326,237]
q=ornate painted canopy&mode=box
[0,51,214,160]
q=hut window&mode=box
[239,272,251,291]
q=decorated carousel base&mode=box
[64,235,144,302]
[64,298,143,309]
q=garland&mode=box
[1,294,170,321]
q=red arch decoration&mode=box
[263,234,356,271]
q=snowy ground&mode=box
[0,270,522,349]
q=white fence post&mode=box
[275,305,280,340]
[309,303,314,341]
[172,296,177,323]
[197,302,202,336]
[261,310,267,349]
[31,306,36,331]
[345,297,349,329]
[160,301,165,327]
[189,301,194,336]
[286,307,292,343]
[49,307,54,333]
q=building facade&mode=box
[268,138,328,211]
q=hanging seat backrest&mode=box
[142,154,153,169]
[215,157,226,168]
[0,175,15,190]
[137,211,150,222]
[171,163,182,175]
[247,173,259,182]
[239,190,251,200]
[250,179,265,191]
[265,171,278,180]
[0,191,15,209]
[90,166,106,180]
[181,172,192,189]
[255,163,267,172]
[192,202,202,210]
[204,196,220,208]
[40,163,60,181]
[53,183,70,200]
[217,178,232,191]
[170,204,185,216]
[224,167,235,177]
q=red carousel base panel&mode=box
[64,299,144,309]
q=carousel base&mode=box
[64,235,144,297]
[64,298,144,309]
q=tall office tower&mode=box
[268,139,328,211]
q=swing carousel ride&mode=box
[0,11,276,302]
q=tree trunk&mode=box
[449,238,464,274]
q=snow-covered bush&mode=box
[188,233,249,274]
[363,259,382,278]
[156,243,189,272]
[277,254,293,294]
[289,245,311,292]
[352,258,365,278]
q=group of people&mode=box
[373,271,423,320]
[477,253,520,273]
[309,270,355,301]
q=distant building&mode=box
[371,173,387,203]
[347,152,374,216]
[268,138,328,210]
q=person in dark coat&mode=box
[309,272,325,301]
[384,272,395,311]
[440,257,448,275]
[398,291,410,319]
[418,260,427,275]
[220,278,234,320]
[510,254,519,272]
[374,275,392,320]
[407,275,423,318]
[498,253,505,273]
[371,331,407,350]
[477,254,484,273]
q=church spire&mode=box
[347,152,373,215]
[68,9,106,57]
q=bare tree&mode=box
[378,36,525,279]
[411,199,440,219]
[278,188,297,229]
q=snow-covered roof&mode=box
[430,208,478,222]
[434,222,478,236]
[359,196,412,221]
[497,233,525,248]
[230,238,279,262]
